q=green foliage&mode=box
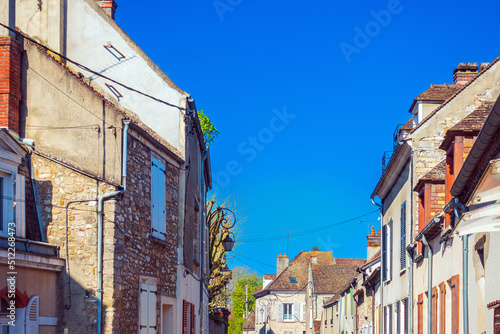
[312,246,320,251]
[228,317,245,334]
[232,273,261,318]
[197,110,220,146]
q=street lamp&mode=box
[222,234,235,252]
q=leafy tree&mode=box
[232,273,261,318]
[197,110,220,146]
[228,317,245,334]
[312,245,320,251]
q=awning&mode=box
[455,203,500,236]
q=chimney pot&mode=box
[453,62,478,85]
[96,0,118,20]
[276,253,289,276]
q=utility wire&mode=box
[0,22,193,116]
[244,209,379,242]
[236,254,276,269]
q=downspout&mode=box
[454,198,468,334]
[97,119,130,334]
[421,235,432,334]
[371,197,383,333]
[406,244,415,334]
[408,148,414,334]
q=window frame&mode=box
[283,303,293,321]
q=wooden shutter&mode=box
[388,304,392,334]
[494,307,500,334]
[432,287,437,334]
[403,298,408,334]
[389,219,393,279]
[191,303,195,334]
[140,284,157,334]
[400,202,406,270]
[450,275,460,334]
[293,303,299,321]
[396,301,400,334]
[152,157,166,239]
[26,295,39,334]
[382,224,387,281]
[183,300,188,334]
[439,282,446,334]
[417,294,423,334]
[278,302,283,322]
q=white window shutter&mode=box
[140,284,149,334]
[148,285,157,333]
[278,303,283,322]
[300,302,305,322]
[25,295,39,334]
[293,303,299,321]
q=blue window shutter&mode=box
[389,219,393,279]
[151,158,166,240]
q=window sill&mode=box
[150,236,169,246]
[399,268,406,276]
[415,253,424,263]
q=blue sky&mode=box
[116,0,500,275]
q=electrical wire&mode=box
[244,209,379,242]
[0,22,192,115]
[235,254,276,269]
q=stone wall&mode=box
[33,130,181,333]
[110,133,179,332]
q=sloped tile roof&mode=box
[335,258,366,266]
[439,102,494,150]
[415,85,462,102]
[263,274,276,280]
[243,309,255,330]
[311,264,359,293]
[255,251,362,296]
[411,56,500,134]
[414,159,446,192]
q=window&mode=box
[140,284,157,334]
[284,304,292,321]
[400,203,406,270]
[0,131,26,237]
[389,220,393,280]
[151,157,166,240]
[182,300,195,334]
[403,298,409,334]
[382,224,387,281]
[382,220,393,281]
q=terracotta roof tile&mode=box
[415,85,462,102]
[411,56,500,134]
[414,159,446,192]
[439,102,494,150]
[311,264,359,293]
[255,251,360,296]
[243,309,255,329]
[335,258,366,266]
[263,274,276,280]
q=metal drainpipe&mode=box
[97,119,130,334]
[421,235,432,334]
[406,245,415,334]
[371,198,383,333]
[454,199,468,334]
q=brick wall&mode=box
[0,37,22,133]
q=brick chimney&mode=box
[453,62,478,85]
[310,250,318,264]
[276,253,289,276]
[0,36,22,134]
[367,226,381,261]
[96,0,118,20]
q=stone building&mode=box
[252,251,363,334]
[370,58,500,334]
[450,94,500,334]
[0,0,211,333]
